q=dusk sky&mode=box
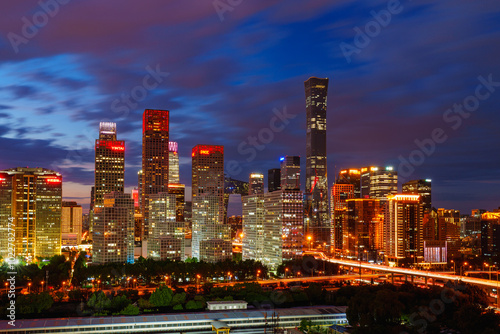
[0,1,499,215]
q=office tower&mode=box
[263,189,303,270]
[0,168,62,261]
[481,211,500,259]
[304,77,329,247]
[383,194,423,264]
[360,166,398,200]
[345,199,382,261]
[137,170,143,210]
[268,168,281,192]
[148,193,184,261]
[224,177,249,224]
[168,184,185,222]
[61,201,83,247]
[90,186,95,212]
[280,156,300,190]
[249,173,264,195]
[228,215,242,240]
[169,141,180,184]
[191,145,229,262]
[423,208,460,260]
[331,183,355,251]
[402,179,432,211]
[94,122,125,210]
[192,195,231,262]
[242,193,265,261]
[142,109,169,240]
[93,192,134,264]
[338,169,361,198]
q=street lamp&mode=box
[451,260,456,274]
[461,262,468,277]
[307,235,312,250]
[41,281,45,292]
[227,272,231,283]
[28,282,31,294]
[285,268,289,279]
[257,269,261,279]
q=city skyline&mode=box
[0,1,499,215]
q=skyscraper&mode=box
[337,169,361,198]
[360,166,398,200]
[249,173,264,195]
[384,194,423,264]
[402,179,432,211]
[168,141,180,184]
[191,145,229,262]
[280,156,300,190]
[242,193,265,261]
[305,77,329,246]
[61,201,83,247]
[94,122,125,211]
[0,168,62,261]
[142,109,169,240]
[267,168,281,192]
[263,189,304,270]
[93,192,135,264]
[148,193,184,261]
[330,183,355,251]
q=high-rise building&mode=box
[481,211,500,260]
[268,168,281,193]
[0,168,62,261]
[192,195,231,262]
[61,201,82,247]
[330,183,355,251]
[384,194,423,264]
[402,179,432,211]
[141,109,169,240]
[242,193,265,261]
[94,122,125,211]
[93,192,134,264]
[249,173,264,195]
[263,189,303,270]
[423,208,460,260]
[168,184,185,222]
[337,169,361,198]
[191,145,229,262]
[345,199,382,261]
[360,166,398,200]
[169,141,180,184]
[280,156,300,191]
[148,193,184,261]
[304,77,329,247]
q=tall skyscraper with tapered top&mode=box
[141,109,169,240]
[94,122,125,211]
[304,77,330,247]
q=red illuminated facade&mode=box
[142,109,169,240]
[94,122,125,212]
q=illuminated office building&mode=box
[384,194,423,264]
[61,201,82,247]
[337,169,361,198]
[330,183,354,250]
[280,156,300,191]
[169,141,180,184]
[0,168,62,261]
[249,173,264,195]
[481,211,500,259]
[345,199,382,261]
[423,208,460,260]
[304,77,330,247]
[360,166,397,200]
[263,189,303,270]
[191,145,229,262]
[402,179,432,211]
[242,193,265,261]
[141,109,169,240]
[93,192,134,264]
[94,122,125,211]
[148,193,184,261]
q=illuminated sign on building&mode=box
[46,178,62,183]
[96,140,125,151]
[192,145,224,157]
[169,141,178,153]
